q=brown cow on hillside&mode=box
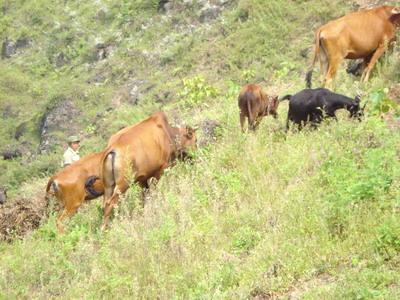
[238,84,279,132]
[46,151,104,233]
[101,112,197,230]
[306,5,400,88]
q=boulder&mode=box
[39,98,81,153]
[1,149,22,160]
[94,43,114,61]
[1,38,15,59]
[15,37,32,49]
[55,52,70,68]
[199,4,222,23]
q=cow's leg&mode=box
[56,205,79,234]
[324,53,343,88]
[56,209,68,234]
[253,116,262,130]
[240,112,246,133]
[285,112,291,132]
[101,181,128,230]
[319,42,329,83]
[322,39,344,88]
[361,43,386,83]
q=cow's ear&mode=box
[392,7,400,14]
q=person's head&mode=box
[67,135,80,151]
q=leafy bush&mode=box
[178,76,219,108]
[367,88,399,116]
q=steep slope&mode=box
[0,0,399,298]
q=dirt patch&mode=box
[0,190,48,242]
[249,288,278,300]
[388,84,400,104]
[286,273,335,299]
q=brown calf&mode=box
[238,84,279,132]
[46,152,104,233]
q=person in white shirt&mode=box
[62,135,80,167]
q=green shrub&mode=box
[374,217,400,260]
[367,88,399,116]
[178,76,219,108]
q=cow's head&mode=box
[175,126,197,160]
[348,95,363,120]
[268,96,279,113]
[0,187,7,205]
[390,6,400,26]
[266,95,279,117]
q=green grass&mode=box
[0,0,400,298]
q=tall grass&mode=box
[1,0,400,298]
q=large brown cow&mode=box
[101,112,197,230]
[306,5,400,88]
[46,151,104,233]
[238,84,279,132]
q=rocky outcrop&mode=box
[94,43,114,61]
[199,3,222,23]
[1,38,15,59]
[39,98,81,153]
[1,148,22,160]
[1,37,32,59]
[160,0,233,22]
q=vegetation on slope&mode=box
[0,0,399,298]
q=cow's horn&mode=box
[392,7,400,14]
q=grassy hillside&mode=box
[1,0,400,298]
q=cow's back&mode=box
[320,6,397,56]
[238,84,265,116]
[104,112,174,181]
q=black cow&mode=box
[0,187,7,205]
[280,88,363,130]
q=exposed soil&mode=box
[0,189,48,242]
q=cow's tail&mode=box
[243,91,256,130]
[103,150,117,198]
[305,29,321,89]
[45,177,59,210]
[279,94,292,102]
[85,176,104,198]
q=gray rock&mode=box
[2,105,16,119]
[55,52,70,67]
[94,43,113,61]
[199,4,222,23]
[14,122,28,140]
[1,38,15,59]
[96,9,107,23]
[158,0,170,11]
[0,188,6,205]
[15,37,32,49]
[39,98,81,153]
[1,149,22,160]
